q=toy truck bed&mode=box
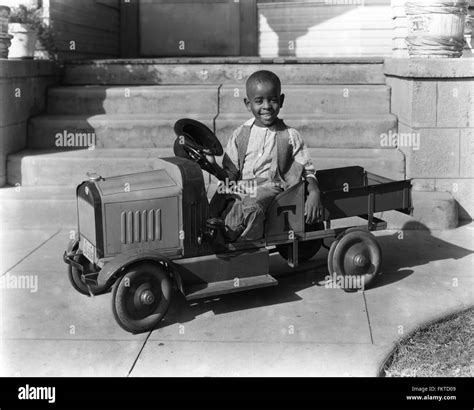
[316,166,412,226]
[260,165,412,272]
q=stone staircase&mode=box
[8,58,403,186]
[3,58,409,228]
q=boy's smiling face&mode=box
[244,80,285,128]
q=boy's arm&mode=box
[306,175,320,194]
[290,129,323,222]
[305,177,323,223]
[289,129,318,184]
[204,128,241,182]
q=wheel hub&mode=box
[140,289,155,305]
[353,253,369,268]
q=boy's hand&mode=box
[200,148,229,182]
[304,190,323,224]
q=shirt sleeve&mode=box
[288,128,317,181]
[221,126,241,181]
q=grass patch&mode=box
[383,307,474,377]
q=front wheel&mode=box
[112,262,172,334]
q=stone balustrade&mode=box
[384,58,474,220]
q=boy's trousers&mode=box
[210,180,284,242]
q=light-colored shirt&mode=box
[225,118,317,183]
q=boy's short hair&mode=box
[246,70,281,95]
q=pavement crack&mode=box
[1,229,62,276]
[363,291,374,344]
[127,331,152,377]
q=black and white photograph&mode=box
[0,0,473,407]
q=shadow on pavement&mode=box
[369,221,472,288]
[163,262,330,328]
[378,229,472,270]
[158,221,473,331]
[369,269,414,289]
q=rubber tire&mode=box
[112,262,172,334]
[332,230,382,291]
[327,237,340,276]
[276,222,324,263]
[327,227,367,276]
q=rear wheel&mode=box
[112,262,172,334]
[276,222,324,263]
[330,230,382,291]
[327,228,367,277]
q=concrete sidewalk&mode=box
[0,223,472,377]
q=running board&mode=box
[184,274,278,301]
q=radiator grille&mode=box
[120,209,162,244]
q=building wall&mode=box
[48,0,120,60]
[258,0,393,57]
[0,61,61,187]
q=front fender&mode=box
[64,238,82,269]
[97,250,184,294]
[66,238,80,254]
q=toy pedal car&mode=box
[64,120,413,334]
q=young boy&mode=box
[205,70,322,242]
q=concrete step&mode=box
[375,191,458,230]
[46,84,390,116]
[28,114,396,150]
[220,85,391,115]
[27,114,214,149]
[411,191,458,230]
[8,147,404,187]
[7,148,175,187]
[307,148,405,181]
[215,114,397,149]
[47,85,219,116]
[63,58,386,85]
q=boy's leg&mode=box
[209,191,235,218]
[238,184,283,241]
[207,191,244,242]
[223,197,246,242]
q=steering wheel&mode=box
[175,135,215,173]
[173,119,224,177]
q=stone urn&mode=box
[405,0,469,58]
[8,22,38,59]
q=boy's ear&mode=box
[279,93,285,108]
[244,98,252,112]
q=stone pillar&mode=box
[0,60,61,186]
[384,59,474,222]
